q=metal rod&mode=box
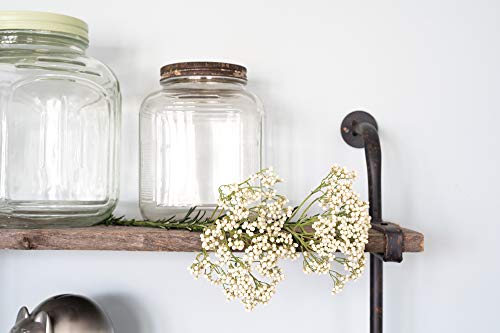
[370,254,383,333]
[352,119,383,333]
[353,122,382,222]
[341,111,405,332]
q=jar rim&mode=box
[0,11,88,42]
[160,62,247,81]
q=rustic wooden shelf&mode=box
[0,226,423,252]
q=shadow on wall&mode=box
[95,294,153,333]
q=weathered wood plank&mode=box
[0,226,423,253]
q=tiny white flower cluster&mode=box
[189,168,299,310]
[302,165,371,295]
[189,165,371,310]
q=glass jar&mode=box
[0,12,121,228]
[140,62,263,220]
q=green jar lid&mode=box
[0,11,88,41]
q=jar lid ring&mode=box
[160,62,247,81]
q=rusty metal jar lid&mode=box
[160,61,247,81]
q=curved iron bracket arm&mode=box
[341,111,404,262]
[341,110,405,333]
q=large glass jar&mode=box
[0,12,120,228]
[140,62,263,220]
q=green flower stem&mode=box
[284,227,314,252]
[297,197,321,222]
[99,215,212,232]
[287,189,319,221]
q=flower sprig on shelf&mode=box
[189,168,299,310]
[284,166,371,294]
[191,165,371,310]
[102,165,371,310]
[102,206,212,231]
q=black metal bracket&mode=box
[341,111,404,262]
[341,110,404,333]
[370,222,404,262]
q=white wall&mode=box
[2,0,499,332]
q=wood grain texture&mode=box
[0,226,424,253]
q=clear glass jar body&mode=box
[0,31,120,228]
[140,77,263,220]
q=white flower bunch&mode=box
[189,165,370,310]
[189,168,299,310]
[298,165,371,294]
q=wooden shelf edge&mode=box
[0,226,424,253]
[0,226,424,252]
